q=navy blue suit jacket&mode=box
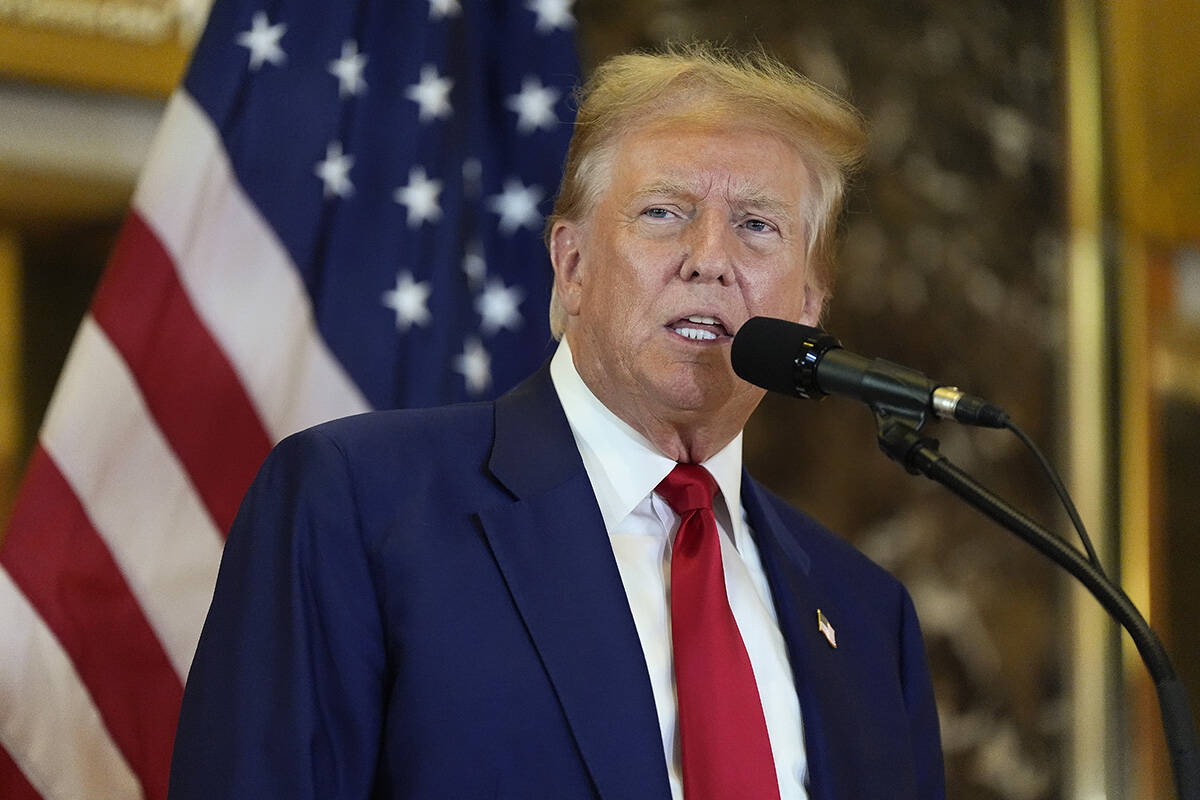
[169,365,944,798]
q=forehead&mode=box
[603,119,811,208]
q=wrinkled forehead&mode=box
[598,116,813,217]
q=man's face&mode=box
[551,120,822,438]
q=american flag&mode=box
[0,0,576,797]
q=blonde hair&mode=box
[546,43,867,337]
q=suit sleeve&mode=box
[168,429,387,799]
[898,587,946,799]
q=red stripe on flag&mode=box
[90,213,273,535]
[0,744,41,800]
[1,447,183,800]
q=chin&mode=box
[656,368,737,415]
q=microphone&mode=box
[731,316,1008,428]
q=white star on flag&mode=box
[506,76,561,133]
[406,64,454,122]
[454,337,492,395]
[526,0,575,33]
[393,167,444,227]
[382,271,433,331]
[488,178,544,234]
[237,11,287,71]
[427,0,462,19]
[314,141,354,198]
[475,278,525,334]
[463,240,487,288]
[328,40,367,97]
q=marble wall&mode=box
[574,1,1068,797]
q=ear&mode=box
[799,282,827,326]
[550,220,586,317]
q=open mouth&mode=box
[668,314,731,342]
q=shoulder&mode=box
[232,401,508,565]
[274,402,496,466]
[249,402,502,526]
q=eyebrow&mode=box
[731,191,792,220]
[629,180,696,202]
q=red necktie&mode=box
[657,464,781,800]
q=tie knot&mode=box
[655,463,718,515]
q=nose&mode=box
[680,210,732,286]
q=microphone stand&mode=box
[872,411,1200,800]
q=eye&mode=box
[741,218,775,233]
[642,206,672,219]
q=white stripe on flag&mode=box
[40,316,224,680]
[0,569,142,800]
[133,90,370,443]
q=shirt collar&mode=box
[549,338,747,547]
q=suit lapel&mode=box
[477,366,672,800]
[741,476,862,800]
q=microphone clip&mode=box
[790,327,842,400]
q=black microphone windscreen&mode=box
[731,316,822,396]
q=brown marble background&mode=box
[574,1,1069,797]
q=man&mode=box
[169,45,944,799]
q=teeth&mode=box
[686,315,719,325]
[673,326,718,341]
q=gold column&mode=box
[1107,3,1160,794]
[1063,0,1122,796]
[0,228,21,532]
[1106,1,1200,796]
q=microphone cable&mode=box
[1000,418,1104,575]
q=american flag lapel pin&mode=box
[817,609,837,649]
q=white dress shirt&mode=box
[550,339,809,800]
